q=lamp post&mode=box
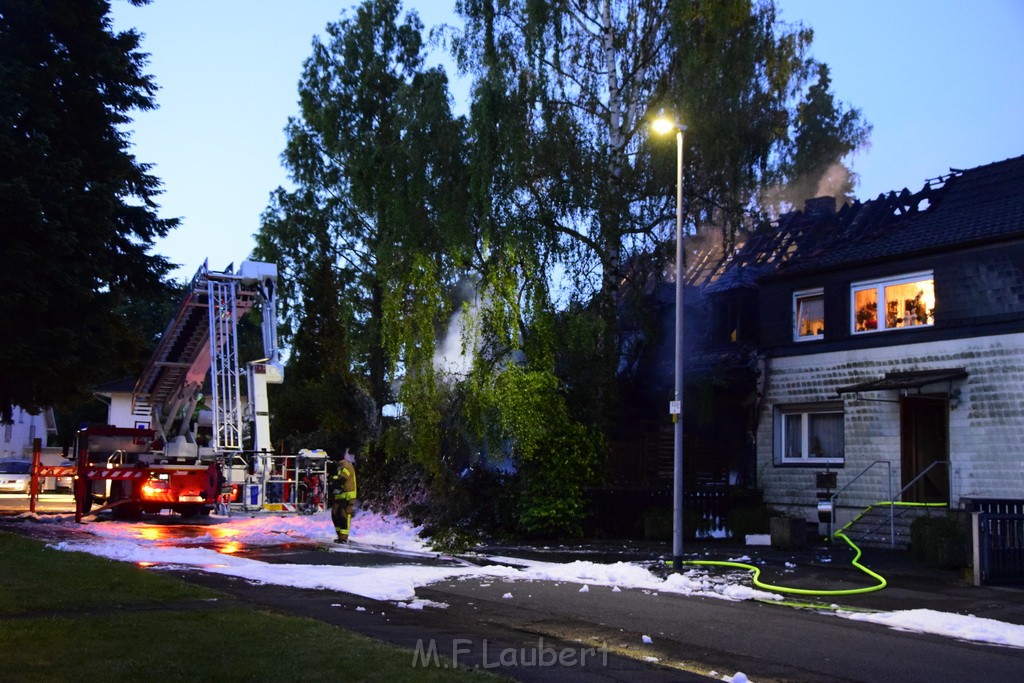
[652,116,687,570]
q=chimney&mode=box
[804,196,836,217]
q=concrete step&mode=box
[841,505,941,550]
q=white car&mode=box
[0,460,32,494]
[55,461,74,492]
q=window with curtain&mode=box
[776,404,844,465]
[794,289,825,340]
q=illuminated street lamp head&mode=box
[652,117,686,135]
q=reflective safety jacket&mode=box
[331,460,357,501]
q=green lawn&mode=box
[0,530,500,682]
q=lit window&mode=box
[852,272,934,334]
[794,289,824,340]
[775,404,844,465]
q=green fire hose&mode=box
[669,502,947,597]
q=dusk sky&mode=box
[109,0,1024,281]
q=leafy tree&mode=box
[257,190,374,455]
[255,0,469,467]
[663,1,870,230]
[0,0,175,422]
[482,367,604,537]
[784,62,871,207]
[454,0,677,422]
[455,0,870,300]
[660,0,805,244]
[446,0,869,534]
[262,0,870,535]
[52,277,185,447]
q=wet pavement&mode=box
[161,537,1024,682]
[3,509,1023,680]
[243,541,468,568]
[0,492,75,515]
[479,536,1024,627]
[3,504,1021,625]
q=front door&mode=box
[900,396,950,503]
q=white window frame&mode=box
[774,403,845,466]
[793,288,825,341]
[851,271,935,335]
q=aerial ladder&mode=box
[133,260,283,456]
[73,260,298,521]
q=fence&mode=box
[968,498,1024,586]
[585,484,748,540]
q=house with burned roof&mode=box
[740,154,1024,529]
[600,154,1023,540]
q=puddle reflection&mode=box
[218,541,243,555]
[120,522,248,556]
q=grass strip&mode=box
[0,530,500,682]
[0,530,218,614]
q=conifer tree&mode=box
[0,0,175,422]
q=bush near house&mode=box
[910,513,969,569]
[725,494,777,541]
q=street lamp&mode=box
[652,116,687,570]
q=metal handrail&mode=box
[830,459,949,547]
[829,460,893,545]
[896,460,948,502]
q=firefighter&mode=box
[329,450,357,543]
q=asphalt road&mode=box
[3,508,1022,681]
[175,544,1024,682]
[0,492,75,514]
[170,565,712,682]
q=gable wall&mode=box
[756,332,1024,521]
[939,243,1024,324]
[104,392,152,430]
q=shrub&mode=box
[910,513,968,569]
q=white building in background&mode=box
[1,406,57,459]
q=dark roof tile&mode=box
[756,154,1024,277]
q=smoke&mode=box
[432,280,480,379]
[433,305,473,377]
[759,161,854,218]
[814,162,852,200]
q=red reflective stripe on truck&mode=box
[84,469,146,479]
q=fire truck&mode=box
[74,260,285,521]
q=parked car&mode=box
[55,461,74,493]
[0,460,32,494]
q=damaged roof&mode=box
[705,154,1024,286]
